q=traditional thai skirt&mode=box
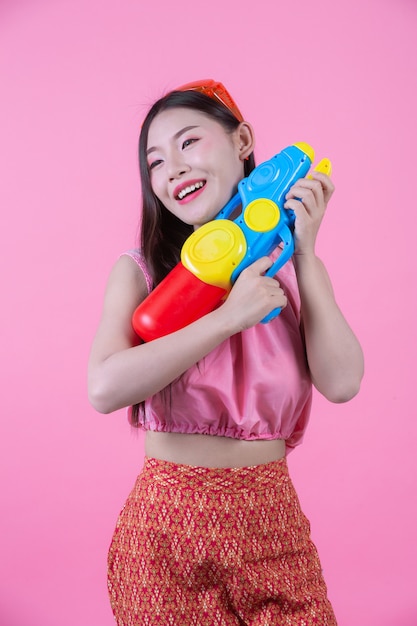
[108,456,337,625]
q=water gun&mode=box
[132,142,332,342]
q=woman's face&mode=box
[146,107,248,227]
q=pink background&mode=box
[1,0,416,624]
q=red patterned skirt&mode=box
[108,456,337,625]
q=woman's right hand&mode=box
[216,256,287,333]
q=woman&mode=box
[88,80,364,625]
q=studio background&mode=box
[1,0,416,624]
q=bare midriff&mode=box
[145,431,286,468]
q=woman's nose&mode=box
[167,155,190,181]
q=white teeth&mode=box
[177,181,204,200]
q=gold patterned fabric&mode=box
[108,457,337,625]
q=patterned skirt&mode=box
[107,456,337,625]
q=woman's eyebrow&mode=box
[146,125,200,156]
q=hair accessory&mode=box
[174,79,244,122]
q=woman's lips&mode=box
[174,179,206,202]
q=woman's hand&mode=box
[216,257,288,333]
[284,172,335,256]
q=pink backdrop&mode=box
[1,0,416,624]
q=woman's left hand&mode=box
[284,172,335,255]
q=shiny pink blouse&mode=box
[124,250,312,453]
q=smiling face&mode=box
[146,107,253,227]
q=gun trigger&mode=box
[265,226,295,278]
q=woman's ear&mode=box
[236,121,255,160]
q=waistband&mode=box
[140,456,290,494]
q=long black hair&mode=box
[138,89,256,287]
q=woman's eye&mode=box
[182,138,198,149]
[149,159,162,170]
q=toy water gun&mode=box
[132,142,332,342]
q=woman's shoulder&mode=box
[119,248,153,294]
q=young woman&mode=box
[88,80,364,625]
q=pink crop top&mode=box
[124,249,312,453]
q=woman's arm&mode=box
[88,254,288,413]
[285,173,364,402]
